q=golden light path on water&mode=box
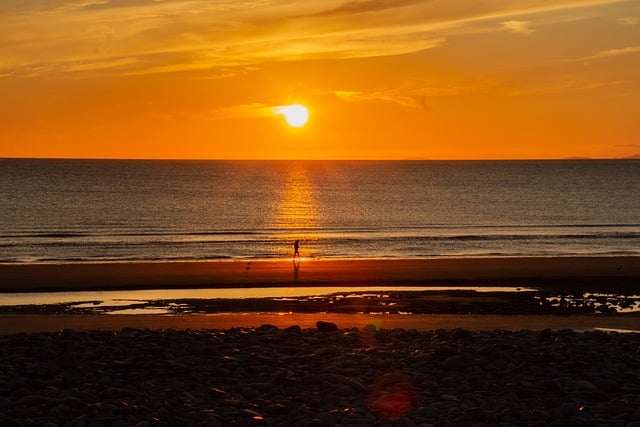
[270,163,323,258]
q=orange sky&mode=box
[1,0,639,160]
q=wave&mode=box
[1,230,266,238]
[3,250,639,264]
[5,230,639,249]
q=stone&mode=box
[570,380,598,392]
[316,321,338,332]
[256,324,279,332]
[317,412,335,427]
[443,354,471,371]
[68,414,87,427]
[433,345,460,359]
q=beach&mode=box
[2,256,640,332]
[3,256,640,292]
[2,324,640,426]
[2,256,640,425]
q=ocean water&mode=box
[1,159,639,263]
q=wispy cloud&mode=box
[305,0,425,17]
[501,20,535,35]
[333,78,493,108]
[335,90,422,108]
[66,57,139,72]
[0,0,634,77]
[587,45,640,60]
[617,16,637,25]
[504,77,626,96]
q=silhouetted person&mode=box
[293,240,300,259]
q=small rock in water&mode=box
[316,321,338,332]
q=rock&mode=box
[570,380,598,391]
[415,405,443,419]
[346,378,368,393]
[256,324,279,332]
[285,325,302,333]
[265,403,287,415]
[452,328,473,340]
[443,354,471,371]
[316,321,338,332]
[15,394,49,406]
[374,371,411,387]
[317,412,335,427]
[68,414,87,427]
[433,345,460,359]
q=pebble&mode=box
[0,326,639,425]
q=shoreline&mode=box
[1,313,639,335]
[3,256,640,335]
[2,256,640,293]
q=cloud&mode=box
[501,20,535,35]
[504,77,625,96]
[65,57,139,72]
[1,0,634,78]
[0,0,107,13]
[305,0,425,17]
[617,16,637,25]
[334,90,416,108]
[333,78,490,108]
[587,45,640,60]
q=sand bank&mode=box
[2,256,640,292]
[1,313,639,334]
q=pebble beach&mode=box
[2,257,640,425]
[2,323,640,426]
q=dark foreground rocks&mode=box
[1,326,640,426]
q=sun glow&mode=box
[273,104,309,128]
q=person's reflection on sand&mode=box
[293,240,300,281]
[293,259,299,281]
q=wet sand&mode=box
[2,257,639,334]
[2,256,640,292]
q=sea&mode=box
[1,158,639,264]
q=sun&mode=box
[273,104,309,128]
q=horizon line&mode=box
[2,156,639,162]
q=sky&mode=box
[1,0,639,160]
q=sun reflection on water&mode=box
[271,163,323,257]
